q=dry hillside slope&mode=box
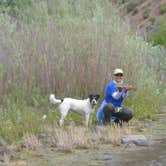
[114,0,166,37]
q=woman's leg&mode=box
[113,107,134,123]
[96,100,107,124]
[103,103,114,125]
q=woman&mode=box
[96,68,134,125]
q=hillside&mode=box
[114,0,166,39]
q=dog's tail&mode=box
[49,94,63,104]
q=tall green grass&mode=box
[0,0,165,143]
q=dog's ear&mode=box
[88,94,100,100]
[95,94,100,100]
[88,94,93,99]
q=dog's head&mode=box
[88,94,100,106]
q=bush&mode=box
[143,9,150,19]
[126,0,144,13]
[0,0,33,17]
[146,25,153,32]
[149,17,155,25]
[159,5,166,14]
[132,7,139,15]
[148,20,166,46]
[126,2,138,13]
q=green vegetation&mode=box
[149,17,155,25]
[143,9,150,19]
[132,7,139,15]
[0,0,33,18]
[126,2,138,13]
[159,4,166,14]
[0,0,165,145]
[148,20,166,46]
[126,0,143,13]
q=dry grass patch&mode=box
[22,133,42,150]
[42,124,132,152]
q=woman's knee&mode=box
[103,104,114,113]
[127,108,134,118]
[125,108,134,121]
[102,104,114,124]
[119,107,134,122]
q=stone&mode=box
[122,134,149,146]
[38,133,51,140]
[0,147,10,156]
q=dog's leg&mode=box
[59,112,68,126]
[84,113,90,126]
[59,118,64,126]
[59,106,69,126]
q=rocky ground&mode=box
[114,0,166,36]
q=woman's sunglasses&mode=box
[114,74,123,76]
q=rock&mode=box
[38,133,51,140]
[122,135,149,146]
[0,147,10,156]
[126,142,137,148]
[150,160,162,166]
[0,146,10,162]
[161,105,166,110]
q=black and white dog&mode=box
[49,94,100,126]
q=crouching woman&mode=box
[96,68,134,125]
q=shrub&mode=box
[132,7,139,15]
[126,0,144,13]
[143,9,150,19]
[148,20,166,46]
[146,25,153,32]
[149,17,155,25]
[159,5,166,14]
[126,2,138,13]
[0,0,33,17]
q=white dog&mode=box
[49,94,100,126]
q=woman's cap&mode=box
[113,68,124,75]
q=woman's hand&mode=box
[117,86,123,92]
[116,85,136,92]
